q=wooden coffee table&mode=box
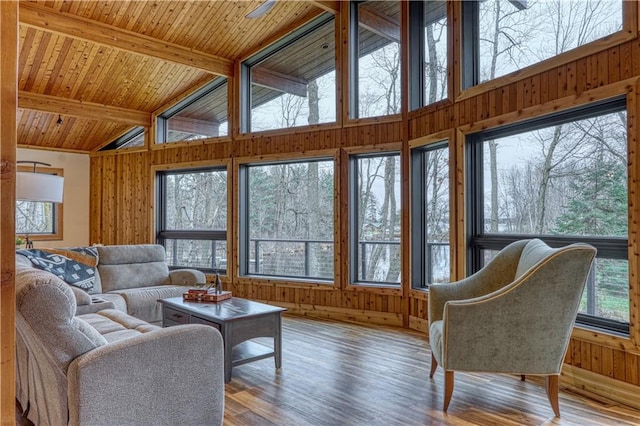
[160,296,286,383]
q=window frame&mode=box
[460,0,635,95]
[155,165,229,274]
[238,155,336,283]
[408,0,449,110]
[466,96,629,335]
[100,127,145,151]
[349,151,402,287]
[349,0,402,120]
[410,139,451,289]
[16,165,63,242]
[156,77,229,144]
[240,13,336,134]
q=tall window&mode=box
[242,14,336,133]
[409,0,448,110]
[239,159,335,281]
[462,0,623,88]
[467,99,628,334]
[16,166,63,241]
[350,153,401,285]
[157,78,228,143]
[411,141,450,288]
[351,1,401,119]
[157,167,227,273]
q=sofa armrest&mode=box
[169,268,206,285]
[67,324,224,426]
[75,297,116,316]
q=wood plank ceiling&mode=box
[17,0,328,152]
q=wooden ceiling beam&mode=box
[18,91,151,127]
[19,2,234,77]
[309,1,340,14]
[359,7,400,44]
[252,67,308,97]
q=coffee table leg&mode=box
[274,313,282,369]
[224,326,232,383]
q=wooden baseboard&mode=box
[561,365,640,411]
[409,315,429,334]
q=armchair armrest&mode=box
[67,324,224,426]
[169,269,206,285]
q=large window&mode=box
[16,166,63,241]
[409,0,448,110]
[462,0,623,88]
[157,78,228,143]
[239,159,335,281]
[242,14,336,133]
[157,167,227,273]
[467,98,629,334]
[350,153,401,285]
[350,1,401,119]
[411,141,450,288]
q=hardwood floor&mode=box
[16,315,640,425]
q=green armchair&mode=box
[428,239,596,416]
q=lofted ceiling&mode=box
[17,0,336,152]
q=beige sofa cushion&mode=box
[97,245,171,292]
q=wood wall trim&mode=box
[267,300,404,327]
[1,1,18,420]
[561,364,640,411]
[19,91,151,127]
[19,2,234,77]
[457,77,638,136]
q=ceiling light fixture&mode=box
[246,0,276,19]
[56,114,63,125]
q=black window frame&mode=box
[100,126,145,151]
[240,13,335,134]
[349,0,402,120]
[408,0,449,110]
[238,157,335,281]
[156,166,228,274]
[156,77,228,144]
[349,151,402,286]
[466,96,629,336]
[410,140,450,289]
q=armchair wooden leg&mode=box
[429,353,438,378]
[521,375,526,381]
[545,375,560,417]
[443,371,454,411]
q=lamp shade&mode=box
[16,171,64,203]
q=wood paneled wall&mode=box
[90,1,640,408]
[1,2,18,421]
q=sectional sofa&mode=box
[15,244,224,426]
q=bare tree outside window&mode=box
[247,160,335,280]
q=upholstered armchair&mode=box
[428,239,596,416]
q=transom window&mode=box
[409,0,448,110]
[467,98,629,334]
[242,14,336,133]
[462,0,624,88]
[239,159,335,281]
[100,127,145,151]
[350,1,401,119]
[350,153,401,285]
[157,78,228,143]
[156,167,228,273]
